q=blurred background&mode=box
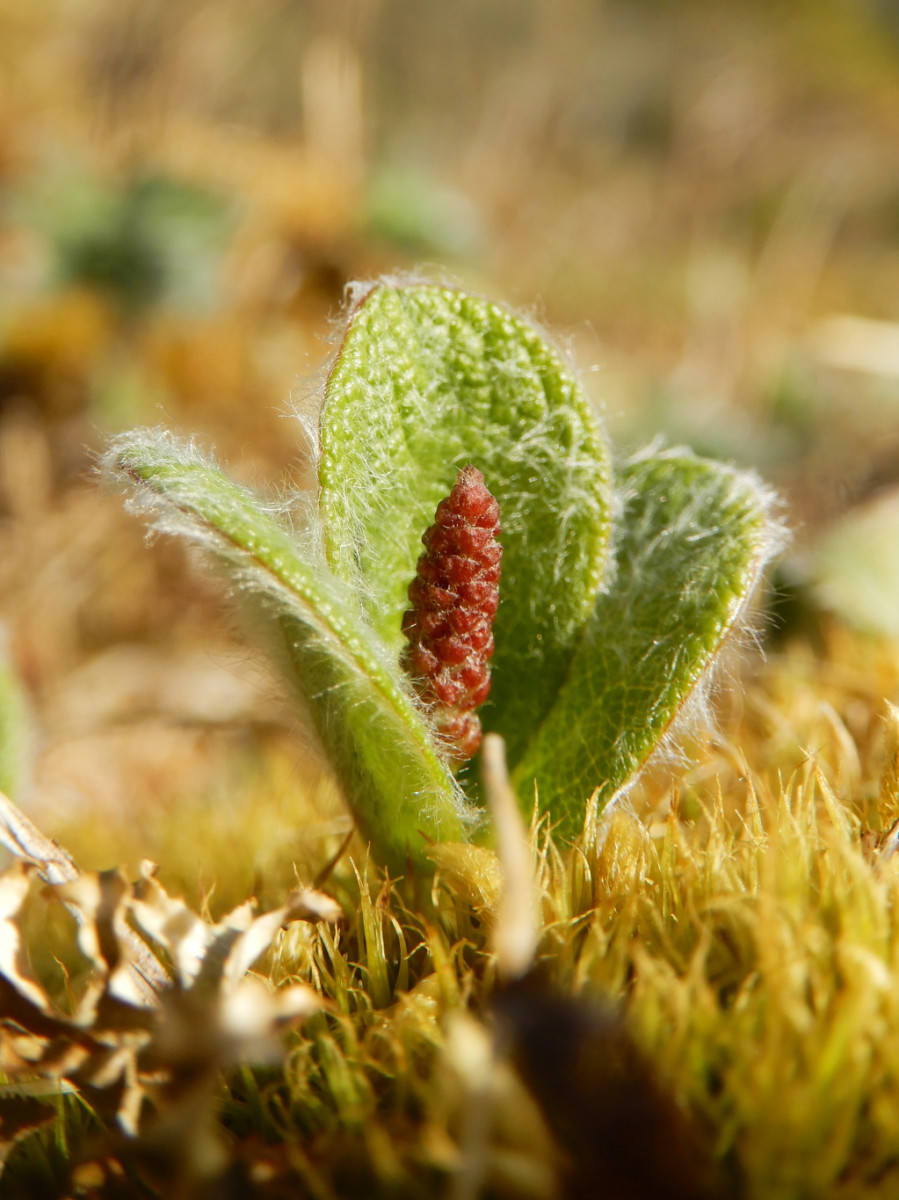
[1,0,898,893]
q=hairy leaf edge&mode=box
[103,429,475,848]
[513,446,788,825]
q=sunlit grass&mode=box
[144,628,899,1197]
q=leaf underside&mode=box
[319,283,613,770]
[514,451,774,836]
[107,432,468,873]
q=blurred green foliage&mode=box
[11,169,235,314]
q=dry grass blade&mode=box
[483,733,539,981]
[0,788,78,885]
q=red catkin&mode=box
[401,465,502,761]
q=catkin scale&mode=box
[401,465,502,761]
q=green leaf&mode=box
[514,449,778,835]
[803,489,899,638]
[319,282,613,768]
[105,431,469,874]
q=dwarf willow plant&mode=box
[107,282,780,873]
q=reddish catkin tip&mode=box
[401,465,502,762]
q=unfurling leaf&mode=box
[106,431,470,874]
[320,283,613,771]
[514,450,779,833]
[108,279,782,868]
